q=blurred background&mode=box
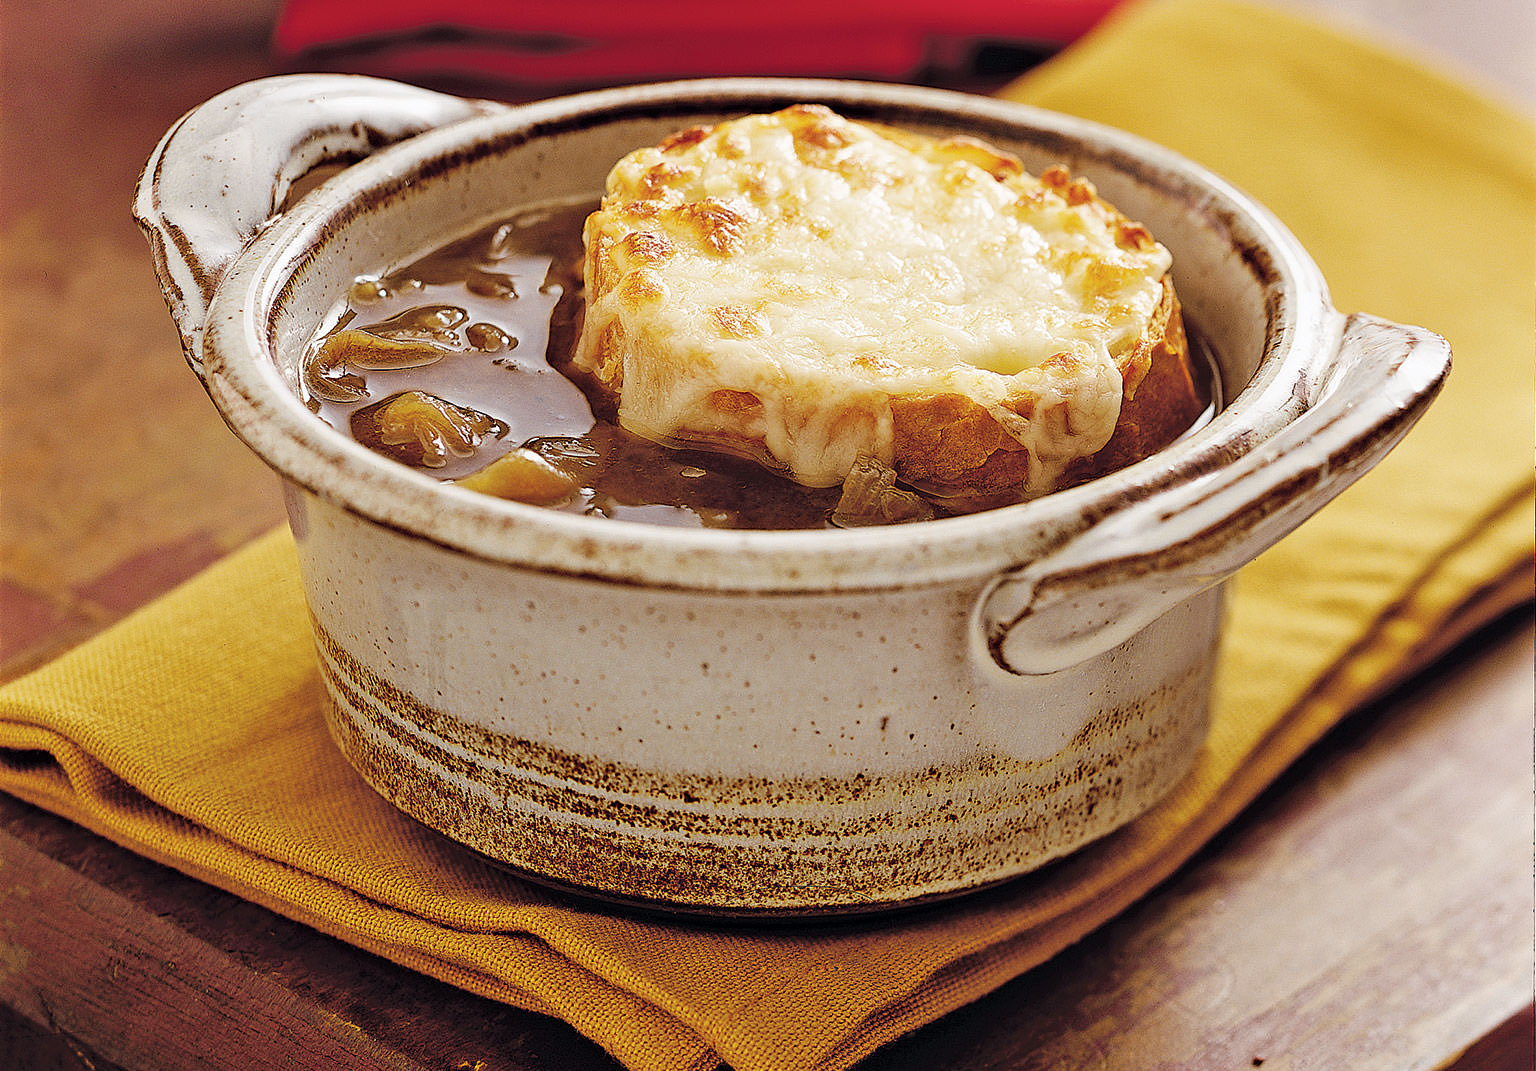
[0,0,1530,672]
[0,0,1531,671]
[0,2,1531,1067]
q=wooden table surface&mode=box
[2,2,1532,1069]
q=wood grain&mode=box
[0,796,625,1071]
[0,1,288,680]
[0,1,1531,1068]
[0,617,1527,1070]
[858,614,1535,1070]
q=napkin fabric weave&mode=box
[3,2,1533,1069]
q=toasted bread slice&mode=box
[572,104,1202,501]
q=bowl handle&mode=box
[133,74,506,379]
[979,312,1452,676]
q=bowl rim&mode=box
[202,76,1336,592]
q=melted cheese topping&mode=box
[573,105,1173,493]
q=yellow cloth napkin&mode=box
[2,1,1533,1068]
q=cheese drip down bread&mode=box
[572,104,1202,505]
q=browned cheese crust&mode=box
[574,104,1204,502]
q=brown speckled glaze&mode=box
[311,590,1215,911]
[136,75,1450,913]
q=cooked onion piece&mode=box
[454,447,580,504]
[350,390,507,468]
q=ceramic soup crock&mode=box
[135,75,1448,915]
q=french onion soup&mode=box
[301,105,1215,529]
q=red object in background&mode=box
[273,0,1124,89]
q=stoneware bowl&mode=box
[135,74,1449,915]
